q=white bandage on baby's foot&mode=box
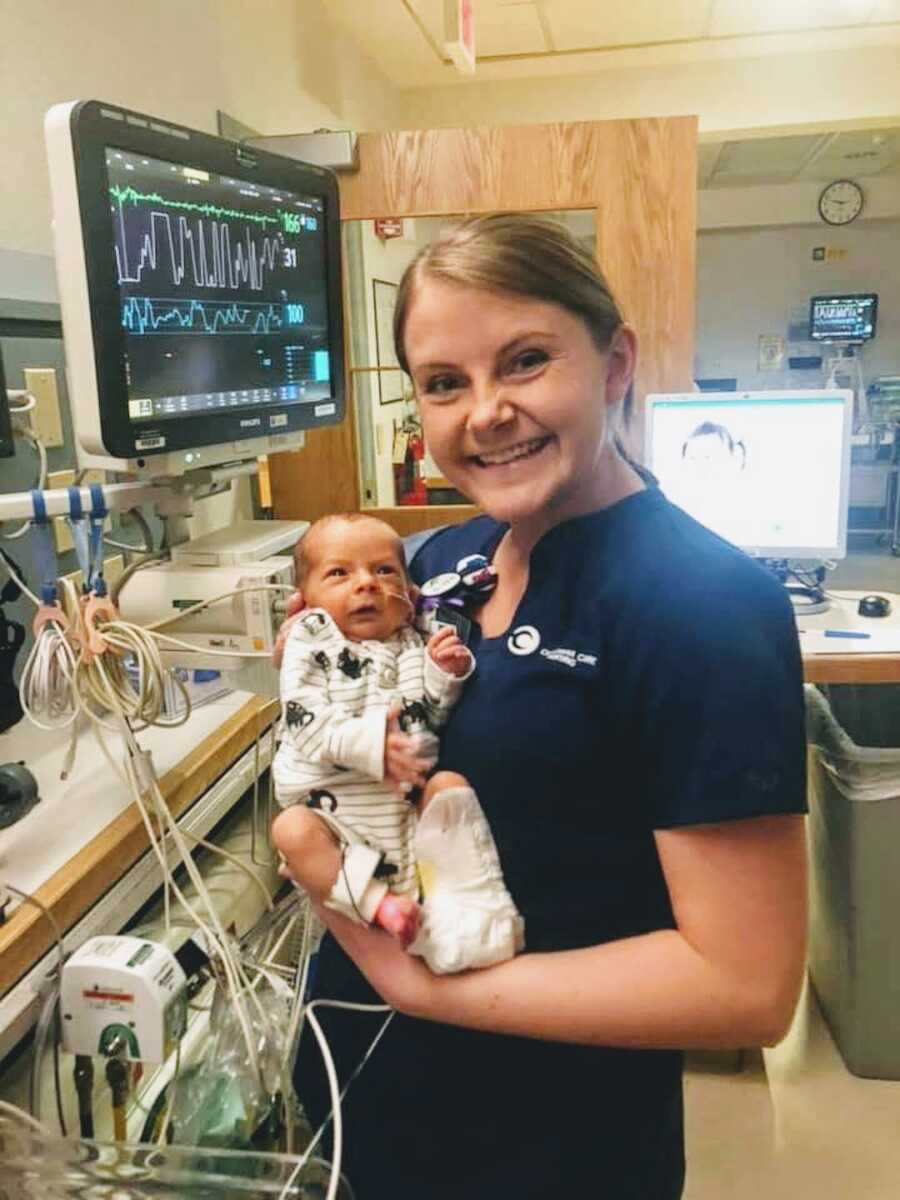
[324,842,389,925]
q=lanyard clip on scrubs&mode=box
[30,489,70,638]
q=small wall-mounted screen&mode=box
[107,147,331,428]
[809,293,878,343]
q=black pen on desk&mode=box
[823,629,871,640]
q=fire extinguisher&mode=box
[396,429,427,505]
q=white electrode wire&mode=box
[0,536,41,606]
[178,827,274,914]
[19,622,79,729]
[104,507,155,555]
[1,432,48,540]
[116,741,265,1077]
[0,1099,53,1137]
[7,390,36,414]
[73,669,267,1079]
[279,1001,395,1200]
[145,582,297,630]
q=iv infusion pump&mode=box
[44,100,345,478]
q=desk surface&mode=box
[0,691,277,990]
[797,590,900,684]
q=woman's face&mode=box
[403,277,636,538]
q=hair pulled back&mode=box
[392,213,648,475]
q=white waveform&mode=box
[114,205,283,292]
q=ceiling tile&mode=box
[327,0,442,83]
[411,0,546,57]
[869,0,900,18]
[475,2,548,56]
[709,0,878,37]
[698,142,724,184]
[713,135,830,178]
[540,0,708,52]
[796,128,900,178]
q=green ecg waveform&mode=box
[109,184,295,234]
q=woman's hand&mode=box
[272,590,306,668]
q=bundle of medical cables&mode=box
[3,494,396,1199]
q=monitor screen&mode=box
[809,293,878,343]
[645,391,853,559]
[45,100,345,473]
[106,146,331,429]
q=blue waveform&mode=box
[122,297,304,335]
[113,203,286,291]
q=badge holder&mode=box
[415,553,497,644]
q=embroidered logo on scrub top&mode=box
[507,625,541,655]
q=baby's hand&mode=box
[384,703,432,793]
[427,626,472,678]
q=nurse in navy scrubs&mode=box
[280,214,808,1200]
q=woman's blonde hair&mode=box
[392,212,639,450]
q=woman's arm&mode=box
[317,812,807,1050]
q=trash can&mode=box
[805,683,900,1079]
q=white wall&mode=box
[0,0,403,257]
[402,42,900,139]
[356,221,420,506]
[696,221,900,392]
[699,177,900,231]
[0,0,403,532]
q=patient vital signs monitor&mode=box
[45,100,345,476]
[645,391,853,560]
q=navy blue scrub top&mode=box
[295,487,807,1200]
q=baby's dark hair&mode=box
[681,422,746,469]
[293,513,409,586]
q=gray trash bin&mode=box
[805,683,900,1079]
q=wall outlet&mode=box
[46,468,111,554]
[23,368,64,448]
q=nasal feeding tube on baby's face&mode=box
[384,587,414,615]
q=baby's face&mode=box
[301,519,411,642]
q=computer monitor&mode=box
[644,390,854,560]
[809,293,878,344]
[44,100,345,477]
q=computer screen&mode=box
[645,391,853,559]
[108,146,331,427]
[45,100,345,475]
[809,293,878,344]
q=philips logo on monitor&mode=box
[239,418,262,428]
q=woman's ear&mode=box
[605,325,638,410]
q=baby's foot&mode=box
[374,893,421,947]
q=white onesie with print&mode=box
[273,608,525,972]
[273,608,469,896]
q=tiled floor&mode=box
[684,541,900,1199]
[685,980,900,1199]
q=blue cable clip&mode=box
[66,486,92,592]
[30,489,59,606]
[88,483,108,596]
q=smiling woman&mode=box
[394,213,642,543]
[292,214,809,1200]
